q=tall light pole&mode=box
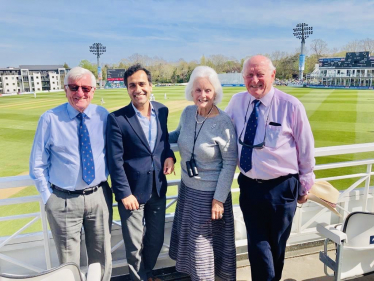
[89,43,106,89]
[293,23,313,80]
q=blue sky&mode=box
[1,0,373,67]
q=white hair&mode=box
[64,67,96,87]
[185,66,223,105]
[241,56,276,76]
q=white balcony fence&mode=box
[0,143,373,275]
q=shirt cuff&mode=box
[41,187,53,204]
[299,172,315,196]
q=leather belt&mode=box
[51,182,106,195]
[248,174,298,184]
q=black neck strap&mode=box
[191,105,214,160]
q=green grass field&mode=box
[1,86,374,236]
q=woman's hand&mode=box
[211,199,224,220]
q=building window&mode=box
[52,76,54,78]
[37,82,39,84]
[38,88,41,91]
[52,82,55,84]
[7,89,9,92]
[13,83,15,85]
[5,77,8,80]
[6,83,9,86]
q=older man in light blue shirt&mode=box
[29,67,112,281]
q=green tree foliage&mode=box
[86,37,372,82]
[78,60,97,77]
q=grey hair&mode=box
[64,67,96,87]
[185,66,223,105]
[241,56,276,76]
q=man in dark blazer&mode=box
[106,64,175,281]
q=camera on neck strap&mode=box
[186,157,198,177]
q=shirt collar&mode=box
[131,102,155,117]
[67,103,94,120]
[249,86,274,107]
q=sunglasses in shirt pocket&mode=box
[266,122,282,148]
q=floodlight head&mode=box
[292,22,313,41]
[89,43,106,58]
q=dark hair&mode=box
[123,64,152,87]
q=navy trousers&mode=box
[238,173,299,281]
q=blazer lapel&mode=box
[124,103,152,152]
[152,102,162,149]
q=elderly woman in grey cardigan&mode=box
[169,66,238,281]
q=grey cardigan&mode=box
[169,105,238,203]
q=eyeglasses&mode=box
[238,97,274,149]
[66,84,93,93]
[238,126,266,149]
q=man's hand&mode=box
[297,194,308,204]
[211,199,224,220]
[121,195,139,210]
[163,157,174,175]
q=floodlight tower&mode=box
[293,23,313,80]
[89,43,106,89]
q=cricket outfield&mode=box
[0,86,373,236]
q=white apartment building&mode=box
[0,65,68,95]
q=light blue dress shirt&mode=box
[131,102,158,152]
[29,103,109,204]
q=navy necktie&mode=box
[240,99,261,172]
[77,113,95,185]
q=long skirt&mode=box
[169,181,236,281]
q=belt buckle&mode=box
[255,178,263,184]
[83,186,98,195]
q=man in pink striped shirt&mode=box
[225,55,315,281]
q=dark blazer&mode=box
[106,101,175,204]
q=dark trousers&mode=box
[238,173,299,281]
[118,178,166,281]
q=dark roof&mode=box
[19,65,65,70]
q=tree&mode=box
[78,60,97,77]
[200,55,206,65]
[342,40,361,52]
[310,39,329,60]
[361,38,374,54]
[63,62,69,69]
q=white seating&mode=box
[317,212,374,280]
[86,263,101,281]
[0,263,83,281]
[0,262,101,281]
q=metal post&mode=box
[97,56,101,89]
[300,37,305,80]
[40,198,52,269]
[89,43,106,89]
[293,23,313,81]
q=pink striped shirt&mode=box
[225,87,315,196]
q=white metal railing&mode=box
[1,143,374,274]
